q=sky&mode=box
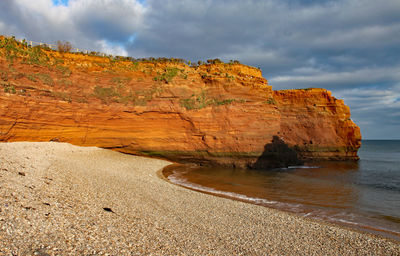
[0,0,399,139]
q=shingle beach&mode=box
[0,142,399,255]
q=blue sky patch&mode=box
[52,0,69,6]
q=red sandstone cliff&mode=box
[0,36,361,168]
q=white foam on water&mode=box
[287,165,320,169]
[169,172,304,208]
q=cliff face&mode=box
[0,37,361,168]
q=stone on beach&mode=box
[0,142,398,255]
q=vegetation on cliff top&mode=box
[180,90,243,110]
[0,35,247,69]
[0,35,268,109]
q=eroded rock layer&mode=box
[0,36,361,168]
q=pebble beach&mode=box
[0,142,399,255]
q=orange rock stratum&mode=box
[0,36,361,168]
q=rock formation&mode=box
[0,36,361,168]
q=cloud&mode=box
[68,0,145,44]
[269,66,400,89]
[0,0,399,138]
[0,0,145,54]
[334,84,400,139]
[95,40,128,56]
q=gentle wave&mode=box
[357,182,400,192]
[169,172,303,209]
[168,170,400,240]
[287,165,320,169]
[165,141,400,240]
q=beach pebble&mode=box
[0,142,399,255]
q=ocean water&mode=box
[164,140,400,240]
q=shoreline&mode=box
[1,142,399,255]
[161,164,400,242]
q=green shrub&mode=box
[28,46,49,65]
[12,72,24,79]
[76,97,88,104]
[0,71,8,81]
[214,99,235,105]
[57,41,72,53]
[59,78,72,87]
[200,73,208,79]
[263,98,277,104]
[37,73,54,86]
[111,77,131,87]
[3,84,16,94]
[132,62,139,70]
[0,37,19,63]
[180,90,238,110]
[55,65,72,77]
[51,91,72,102]
[26,74,37,82]
[180,98,196,110]
[229,60,241,64]
[153,67,179,83]
[93,86,120,103]
[225,73,235,81]
[206,58,223,64]
[0,37,49,66]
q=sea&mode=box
[164,140,400,240]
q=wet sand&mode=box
[0,142,399,255]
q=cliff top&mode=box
[0,35,264,82]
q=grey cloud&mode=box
[335,85,400,139]
[68,0,144,43]
[0,0,73,43]
[130,0,400,78]
[0,0,144,53]
[269,66,400,89]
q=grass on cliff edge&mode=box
[0,35,252,70]
[0,35,261,109]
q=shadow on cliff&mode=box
[251,136,303,169]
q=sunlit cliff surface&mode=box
[0,36,361,168]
